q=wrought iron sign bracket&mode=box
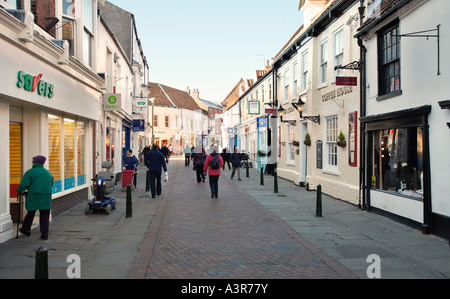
[334,60,361,71]
[303,115,320,125]
[391,24,441,76]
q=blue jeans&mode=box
[209,175,219,197]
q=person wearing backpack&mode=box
[203,146,224,198]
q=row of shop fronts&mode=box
[222,0,450,239]
[0,1,149,243]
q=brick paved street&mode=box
[131,157,355,279]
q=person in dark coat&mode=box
[144,144,168,198]
[221,148,231,170]
[161,145,169,163]
[230,147,242,181]
[192,146,207,183]
[123,149,139,187]
[17,155,54,240]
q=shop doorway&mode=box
[9,122,23,223]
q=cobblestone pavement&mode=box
[130,158,355,279]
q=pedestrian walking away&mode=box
[17,155,54,240]
[140,145,150,164]
[183,144,191,167]
[144,144,168,198]
[203,146,224,198]
[123,149,139,187]
[161,144,169,163]
[192,146,207,183]
[230,146,242,181]
[221,148,231,170]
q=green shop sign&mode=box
[103,93,121,111]
[16,71,54,98]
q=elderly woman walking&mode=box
[17,155,54,240]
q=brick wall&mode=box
[31,0,56,37]
[52,188,89,217]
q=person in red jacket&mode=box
[203,146,224,198]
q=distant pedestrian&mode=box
[221,148,231,170]
[230,147,242,181]
[161,145,169,163]
[203,146,224,198]
[192,146,207,183]
[141,145,150,164]
[144,144,168,198]
[17,155,54,240]
[184,144,191,166]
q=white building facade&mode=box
[356,0,450,236]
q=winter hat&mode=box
[32,155,46,164]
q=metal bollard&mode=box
[260,167,264,185]
[316,184,322,217]
[126,185,132,218]
[274,170,278,193]
[246,161,249,178]
[35,246,48,279]
[145,170,150,192]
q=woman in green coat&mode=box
[17,155,53,240]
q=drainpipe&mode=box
[357,0,367,210]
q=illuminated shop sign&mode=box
[16,71,54,98]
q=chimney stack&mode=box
[185,86,191,95]
[193,89,199,101]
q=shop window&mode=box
[9,123,22,199]
[48,115,62,193]
[64,119,75,190]
[371,127,423,199]
[77,122,86,186]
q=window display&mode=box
[371,127,423,199]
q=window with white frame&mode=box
[83,0,94,67]
[287,125,295,163]
[301,51,308,92]
[293,62,298,98]
[320,40,328,84]
[261,84,265,102]
[334,29,344,77]
[326,116,338,167]
[284,69,290,103]
[284,68,290,103]
[62,0,76,56]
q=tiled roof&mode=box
[148,82,201,111]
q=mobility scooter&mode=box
[85,161,116,215]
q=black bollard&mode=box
[274,170,278,193]
[260,167,264,185]
[35,246,48,279]
[126,185,132,218]
[246,161,249,178]
[145,170,150,192]
[316,184,322,217]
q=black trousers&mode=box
[21,209,50,237]
[195,164,205,182]
[149,171,162,198]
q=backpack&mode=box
[210,154,220,169]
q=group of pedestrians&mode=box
[189,145,244,199]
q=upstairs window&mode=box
[378,22,401,97]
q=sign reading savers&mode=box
[16,71,54,98]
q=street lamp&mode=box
[149,97,155,145]
[277,105,296,126]
[291,97,320,125]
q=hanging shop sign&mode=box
[16,71,54,98]
[103,93,121,111]
[248,100,260,115]
[336,76,357,86]
[132,119,145,132]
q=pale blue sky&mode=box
[108,0,303,103]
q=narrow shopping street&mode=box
[2,155,449,283]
